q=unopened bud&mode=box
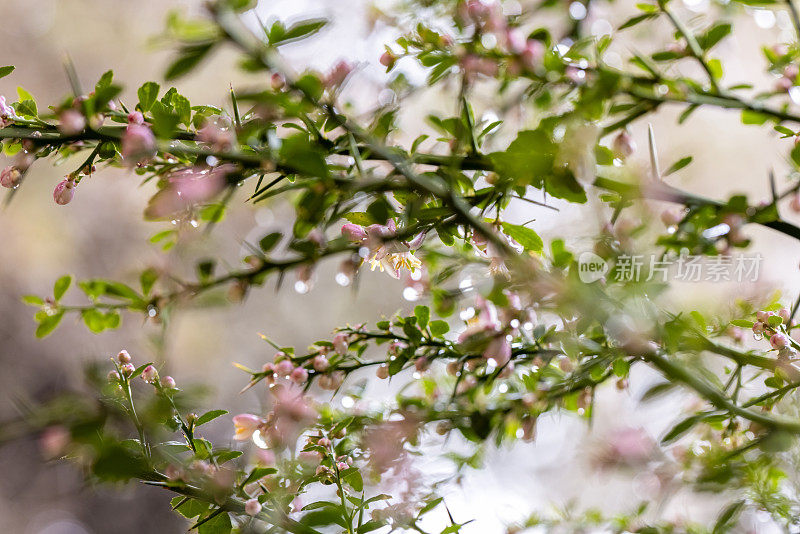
[53,178,76,205]
[141,364,158,383]
[161,375,176,389]
[245,498,261,516]
[376,364,389,379]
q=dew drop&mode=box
[294,281,309,294]
[402,286,419,301]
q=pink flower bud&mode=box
[245,498,261,516]
[274,358,295,377]
[613,131,636,158]
[120,362,135,376]
[756,310,770,323]
[270,73,285,90]
[376,364,389,379]
[341,223,368,242]
[118,349,132,363]
[121,123,157,166]
[333,332,349,354]
[317,437,331,448]
[108,370,120,381]
[58,109,86,135]
[752,321,764,334]
[141,364,158,383]
[312,355,329,372]
[771,333,790,349]
[290,366,308,384]
[520,40,544,70]
[39,426,70,459]
[325,60,354,87]
[197,117,236,152]
[483,335,511,366]
[128,111,144,125]
[505,28,526,54]
[161,375,176,388]
[0,166,22,188]
[460,54,498,79]
[315,465,328,476]
[446,361,460,376]
[379,50,395,67]
[336,461,349,471]
[53,179,76,205]
[779,308,791,322]
[660,209,683,227]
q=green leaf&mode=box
[171,496,210,519]
[279,134,328,177]
[429,320,450,337]
[342,212,372,225]
[150,100,180,138]
[343,469,363,492]
[15,99,37,118]
[741,109,769,125]
[137,82,160,112]
[0,66,14,79]
[259,232,282,252]
[166,43,215,80]
[240,467,278,487]
[730,319,754,328]
[270,18,328,45]
[712,500,745,534]
[22,295,44,306]
[197,510,232,534]
[36,311,64,338]
[171,92,192,126]
[664,156,692,176]
[53,275,72,301]
[501,222,543,253]
[489,129,555,190]
[414,305,430,330]
[196,409,228,426]
[95,70,114,90]
[697,23,732,51]
[618,13,657,30]
[661,413,707,445]
[140,268,159,295]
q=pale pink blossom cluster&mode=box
[0,96,16,128]
[591,427,656,470]
[471,228,523,277]
[456,295,529,371]
[121,113,157,166]
[341,219,423,279]
[454,0,544,78]
[144,164,231,219]
[324,60,354,88]
[197,115,236,152]
[232,384,317,449]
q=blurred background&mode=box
[2,0,800,532]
